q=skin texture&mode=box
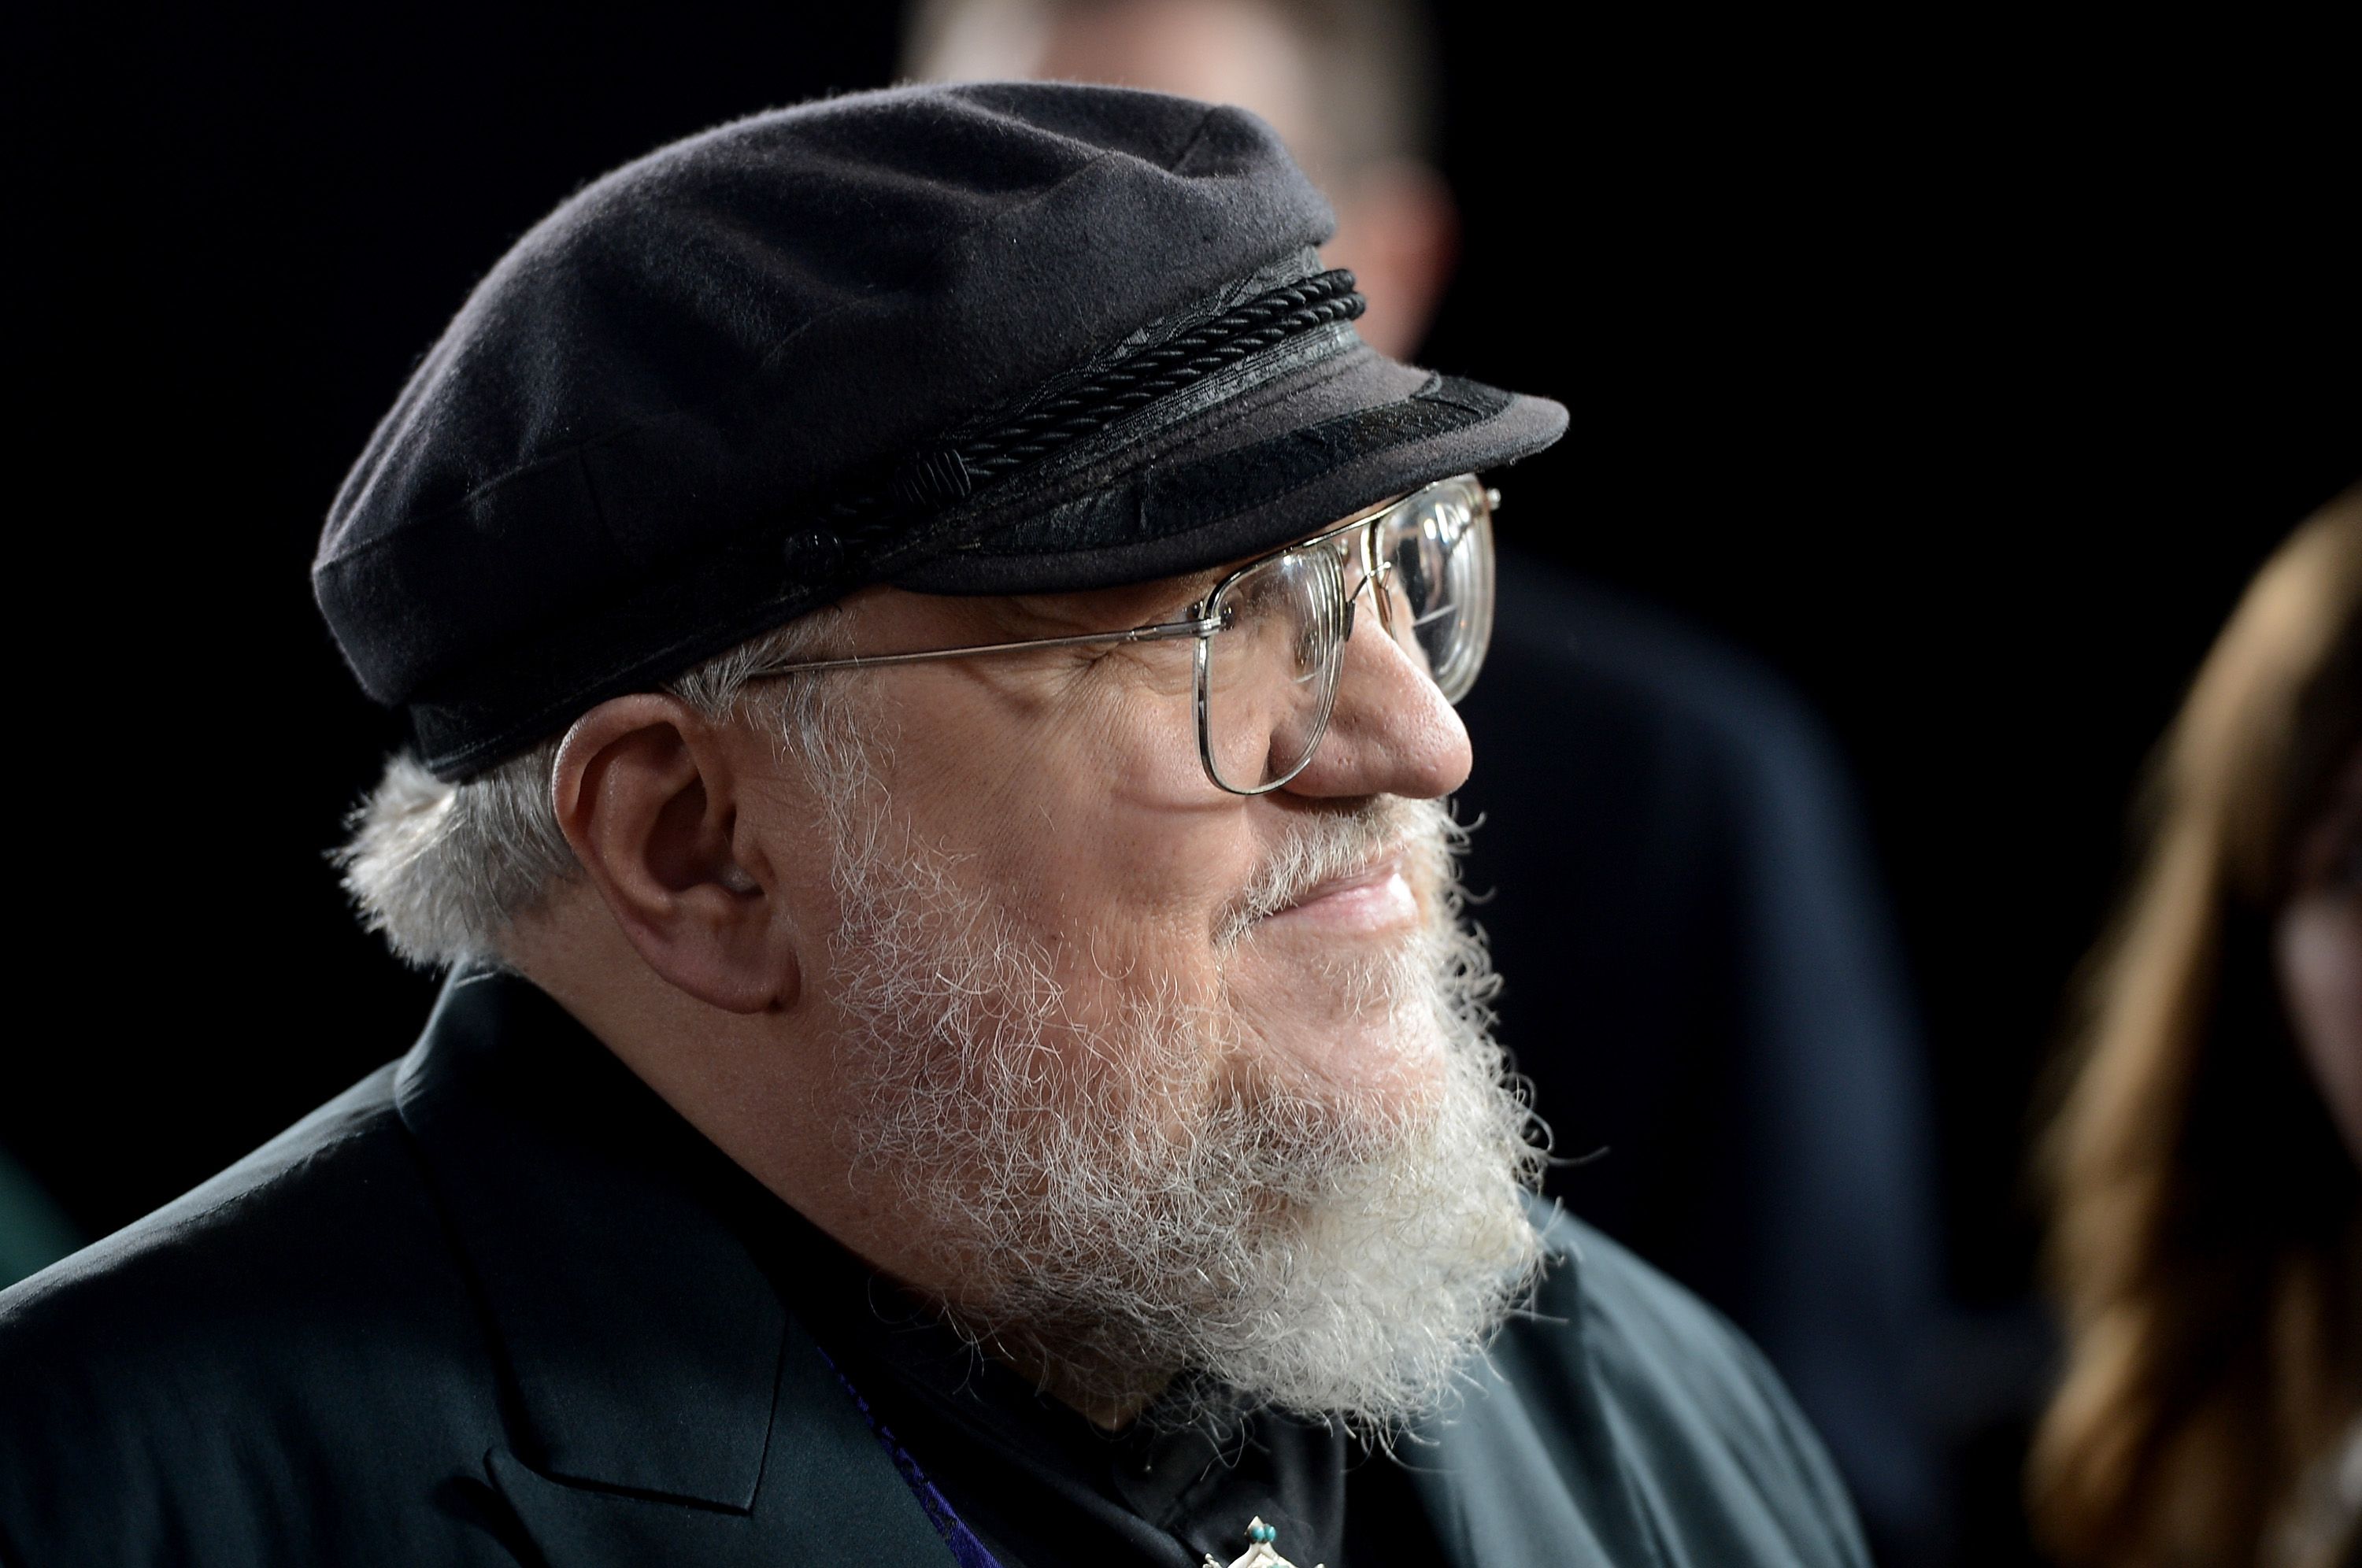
[2278,744,2362,1169]
[502,545,1473,1420]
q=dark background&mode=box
[15,6,2358,1558]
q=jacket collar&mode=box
[394,967,786,1507]
[390,967,956,1567]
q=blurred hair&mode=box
[2031,485,2362,1566]
[335,612,864,970]
[902,0,1439,172]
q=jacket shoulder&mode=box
[2,1063,419,1336]
[0,1064,506,1567]
[1512,1198,1872,1566]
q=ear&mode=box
[551,694,798,1014]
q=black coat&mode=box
[0,971,1868,1567]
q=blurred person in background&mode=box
[2034,485,2362,1568]
[907,0,1455,363]
[908,2,1955,1559]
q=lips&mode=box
[1264,854,1419,934]
[1279,858,1403,913]
[1215,803,1435,945]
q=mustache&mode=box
[1213,796,1458,947]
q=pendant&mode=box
[1202,1515,1325,1568]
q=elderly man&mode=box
[0,86,1867,1567]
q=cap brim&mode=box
[892,343,1565,594]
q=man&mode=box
[911,5,1955,1559]
[0,85,1866,1566]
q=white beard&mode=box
[825,795,1546,1432]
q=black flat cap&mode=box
[315,82,1565,779]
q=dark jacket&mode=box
[0,971,1868,1567]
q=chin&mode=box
[1305,1006,1449,1087]
[1220,974,1456,1153]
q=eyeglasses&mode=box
[748,473,1498,795]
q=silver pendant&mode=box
[1202,1515,1326,1568]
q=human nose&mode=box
[1279,600,1472,801]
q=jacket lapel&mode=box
[483,1313,946,1567]
[394,969,956,1568]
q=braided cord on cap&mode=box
[820,268,1366,542]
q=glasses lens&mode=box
[1201,545,1346,792]
[1372,475,1494,702]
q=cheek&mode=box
[2276,893,2362,1165]
[960,715,1254,978]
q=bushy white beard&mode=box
[827,797,1546,1433]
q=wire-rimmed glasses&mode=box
[747,473,1498,795]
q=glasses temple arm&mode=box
[747,614,1222,676]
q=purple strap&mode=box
[818,1347,1007,1568]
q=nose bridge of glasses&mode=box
[1338,520,1395,634]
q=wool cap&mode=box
[314,82,1566,779]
